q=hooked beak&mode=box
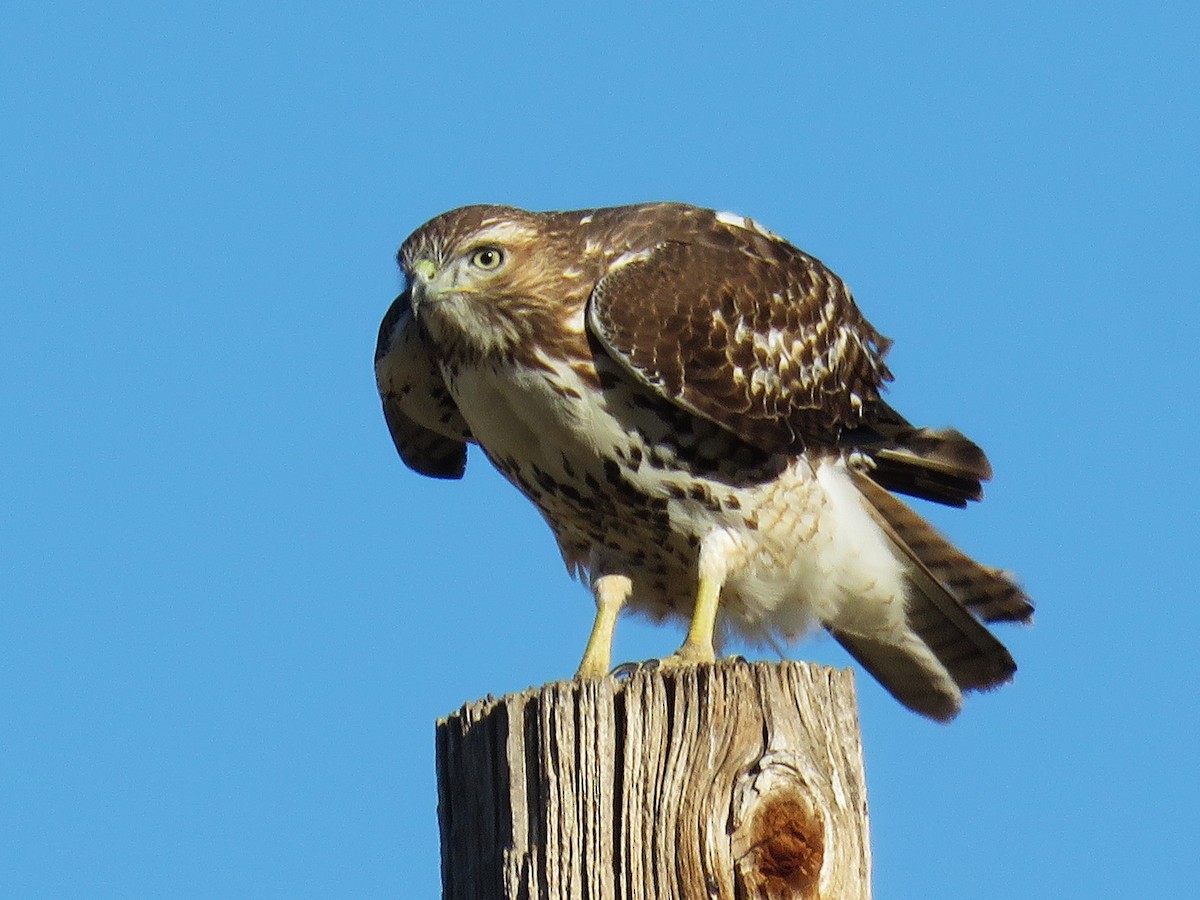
[409,259,438,312]
[410,258,477,310]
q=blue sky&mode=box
[2,2,1196,896]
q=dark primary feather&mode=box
[379,397,466,479]
[839,398,994,507]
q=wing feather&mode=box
[374,290,470,479]
[586,215,892,453]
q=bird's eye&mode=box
[470,247,505,270]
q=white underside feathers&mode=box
[717,458,912,648]
[445,356,924,656]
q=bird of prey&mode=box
[375,202,1032,721]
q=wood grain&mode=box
[436,661,870,899]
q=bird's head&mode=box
[398,205,591,361]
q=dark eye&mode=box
[470,247,504,270]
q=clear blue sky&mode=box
[3,2,1196,896]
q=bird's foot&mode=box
[655,640,717,670]
[607,650,748,680]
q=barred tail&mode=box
[827,470,1032,721]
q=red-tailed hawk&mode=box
[375,203,1032,720]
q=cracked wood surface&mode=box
[436,661,870,900]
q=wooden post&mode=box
[435,660,871,899]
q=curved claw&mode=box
[610,659,658,680]
[609,652,747,680]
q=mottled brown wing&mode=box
[586,229,892,453]
[375,291,471,479]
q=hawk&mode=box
[375,202,1032,721]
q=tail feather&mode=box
[896,544,1017,692]
[856,471,1034,624]
[826,469,1031,721]
[830,629,965,722]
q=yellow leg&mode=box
[576,574,632,678]
[660,571,721,667]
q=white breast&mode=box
[441,353,627,477]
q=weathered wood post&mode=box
[436,660,871,899]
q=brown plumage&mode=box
[375,202,1032,720]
